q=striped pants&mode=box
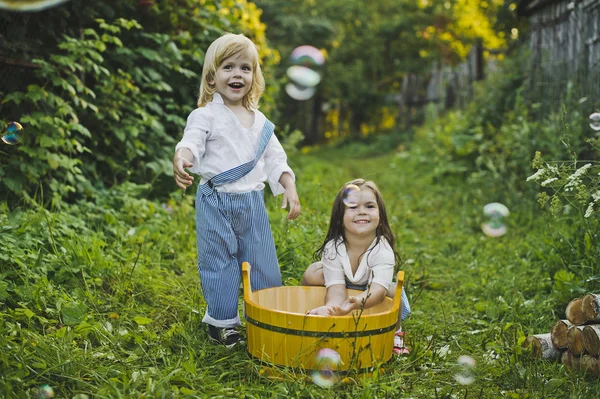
[196,189,281,328]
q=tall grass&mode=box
[2,144,599,398]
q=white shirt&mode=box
[175,93,294,195]
[322,237,395,291]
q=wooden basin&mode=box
[242,262,404,371]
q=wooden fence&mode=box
[397,0,600,126]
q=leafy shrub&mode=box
[0,0,278,205]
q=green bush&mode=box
[0,0,278,205]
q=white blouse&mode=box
[322,237,395,291]
[175,93,294,195]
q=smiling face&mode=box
[209,52,254,107]
[342,187,380,239]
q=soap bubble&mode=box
[342,184,361,207]
[454,355,476,385]
[0,0,69,11]
[481,202,509,237]
[38,384,55,398]
[2,121,23,145]
[312,348,341,388]
[285,82,316,101]
[286,45,324,101]
[286,66,321,88]
[590,112,600,131]
[290,45,325,67]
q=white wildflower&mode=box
[567,163,592,181]
[546,164,559,174]
[585,203,594,218]
[526,168,545,182]
[592,191,600,202]
[541,177,558,186]
[564,163,592,191]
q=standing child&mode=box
[302,179,410,355]
[173,33,301,348]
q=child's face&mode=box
[342,188,380,238]
[209,52,254,107]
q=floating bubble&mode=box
[312,348,341,388]
[342,184,360,207]
[481,202,509,237]
[290,45,325,68]
[285,82,316,101]
[454,355,476,385]
[2,121,23,145]
[590,112,600,131]
[286,66,321,88]
[38,384,55,398]
[0,0,70,11]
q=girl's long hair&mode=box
[313,179,399,267]
[197,33,265,111]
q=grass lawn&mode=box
[1,145,599,398]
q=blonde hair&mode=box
[197,33,265,110]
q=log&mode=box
[583,325,600,356]
[566,297,586,325]
[579,355,600,378]
[561,350,580,371]
[524,333,559,359]
[582,294,600,323]
[566,326,587,356]
[551,320,572,349]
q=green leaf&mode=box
[133,316,153,325]
[0,280,9,300]
[62,302,88,326]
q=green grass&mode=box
[1,144,599,398]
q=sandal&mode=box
[393,330,410,355]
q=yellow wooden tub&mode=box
[242,262,404,372]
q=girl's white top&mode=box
[322,237,394,290]
[175,93,294,195]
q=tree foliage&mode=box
[255,0,518,142]
[0,0,276,204]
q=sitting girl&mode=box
[302,178,411,355]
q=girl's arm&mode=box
[327,282,387,316]
[308,284,346,315]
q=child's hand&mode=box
[173,150,194,189]
[327,296,359,316]
[281,184,301,220]
[307,305,330,316]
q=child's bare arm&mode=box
[327,283,387,316]
[308,284,345,315]
[279,172,301,220]
[173,148,194,189]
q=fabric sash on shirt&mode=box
[198,119,274,196]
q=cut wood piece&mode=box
[583,325,600,356]
[523,333,559,359]
[566,326,587,355]
[582,294,600,323]
[551,320,573,349]
[579,355,600,378]
[561,350,581,371]
[566,297,586,325]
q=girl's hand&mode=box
[173,150,194,189]
[327,296,359,316]
[307,305,330,316]
[281,184,301,220]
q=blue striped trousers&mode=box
[196,189,281,327]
